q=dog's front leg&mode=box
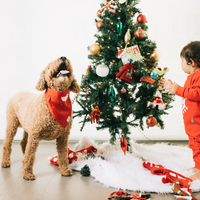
[56,135,72,176]
[22,135,40,180]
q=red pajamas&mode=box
[176,70,200,169]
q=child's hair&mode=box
[180,41,200,67]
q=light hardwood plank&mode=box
[0,141,199,200]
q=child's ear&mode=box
[36,70,47,91]
[190,59,195,67]
[188,59,195,66]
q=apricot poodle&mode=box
[1,57,81,180]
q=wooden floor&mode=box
[0,141,200,200]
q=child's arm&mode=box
[176,85,200,101]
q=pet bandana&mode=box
[45,88,72,128]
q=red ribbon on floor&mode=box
[49,146,97,165]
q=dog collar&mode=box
[45,88,72,128]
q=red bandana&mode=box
[45,88,72,128]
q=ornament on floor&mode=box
[121,87,126,93]
[97,0,117,17]
[117,45,143,64]
[154,67,168,76]
[146,115,157,127]
[109,191,127,198]
[90,106,100,124]
[117,18,122,36]
[116,63,134,83]
[140,75,155,84]
[89,43,100,55]
[96,20,104,29]
[134,27,146,39]
[80,165,91,176]
[109,86,115,103]
[49,146,97,165]
[150,49,161,61]
[120,134,127,155]
[109,190,151,200]
[143,162,196,200]
[148,90,166,110]
[96,64,109,77]
[137,14,147,24]
[149,70,158,80]
[124,29,131,47]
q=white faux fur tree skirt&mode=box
[69,137,200,193]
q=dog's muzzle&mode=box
[53,57,69,78]
[60,57,67,62]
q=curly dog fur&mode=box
[1,57,80,180]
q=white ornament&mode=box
[96,64,109,77]
[119,0,126,4]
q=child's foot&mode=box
[188,168,200,180]
[187,167,200,173]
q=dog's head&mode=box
[36,57,81,93]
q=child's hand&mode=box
[158,78,173,90]
[168,82,179,94]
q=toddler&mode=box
[160,41,200,180]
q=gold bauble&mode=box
[150,49,161,61]
[124,29,131,47]
[89,44,100,55]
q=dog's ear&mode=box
[36,70,47,91]
[70,77,81,93]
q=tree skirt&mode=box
[68,137,200,193]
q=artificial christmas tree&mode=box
[74,0,174,144]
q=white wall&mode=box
[0,0,199,141]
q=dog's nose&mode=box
[60,57,66,62]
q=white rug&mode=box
[69,137,200,193]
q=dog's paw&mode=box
[1,161,11,168]
[61,168,72,177]
[23,173,36,181]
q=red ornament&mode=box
[137,14,147,24]
[120,134,127,155]
[90,106,100,124]
[146,115,157,127]
[96,21,104,29]
[152,97,163,104]
[116,63,135,83]
[121,87,126,93]
[97,9,102,17]
[134,27,145,39]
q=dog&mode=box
[1,57,81,180]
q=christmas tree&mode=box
[74,0,174,144]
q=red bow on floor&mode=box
[49,146,97,165]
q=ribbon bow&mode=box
[98,0,117,16]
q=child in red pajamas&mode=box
[161,41,200,180]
